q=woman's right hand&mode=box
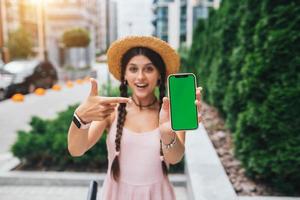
[74,78,131,123]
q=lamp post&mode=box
[36,0,47,60]
[0,0,8,62]
[0,1,5,62]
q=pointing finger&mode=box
[100,97,131,104]
[89,78,98,96]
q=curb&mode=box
[185,124,237,200]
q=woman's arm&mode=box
[159,87,202,164]
[67,117,109,157]
[160,130,185,164]
[67,78,130,157]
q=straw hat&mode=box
[107,36,180,81]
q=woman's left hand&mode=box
[158,87,203,134]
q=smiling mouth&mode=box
[135,83,149,88]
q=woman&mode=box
[68,36,202,200]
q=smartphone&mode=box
[168,73,198,131]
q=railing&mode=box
[86,180,98,200]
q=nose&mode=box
[137,71,145,80]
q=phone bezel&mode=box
[167,73,198,131]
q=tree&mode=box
[61,28,91,68]
[7,27,33,59]
[62,28,90,48]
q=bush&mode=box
[189,0,300,194]
[223,0,262,132]
[11,104,108,171]
[62,28,90,48]
[234,1,300,194]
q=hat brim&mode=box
[107,36,180,81]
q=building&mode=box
[117,0,153,38]
[1,0,20,45]
[18,0,39,50]
[3,0,43,59]
[97,0,107,53]
[0,0,118,68]
[186,0,220,46]
[108,0,118,44]
[0,0,29,62]
[152,0,220,49]
[45,0,99,68]
[0,0,9,62]
[97,0,118,54]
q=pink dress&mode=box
[100,115,176,200]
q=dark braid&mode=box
[110,76,128,182]
[111,46,169,182]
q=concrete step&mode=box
[0,171,187,200]
[0,185,187,200]
[0,171,186,187]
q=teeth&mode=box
[136,83,147,87]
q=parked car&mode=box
[0,60,58,100]
[0,68,12,100]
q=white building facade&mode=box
[116,0,153,38]
[153,0,220,49]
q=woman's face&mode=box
[125,55,160,99]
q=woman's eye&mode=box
[145,67,154,72]
[129,67,138,72]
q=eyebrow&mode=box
[128,62,154,66]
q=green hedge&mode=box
[188,0,300,194]
[11,104,108,171]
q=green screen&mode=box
[168,74,198,130]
